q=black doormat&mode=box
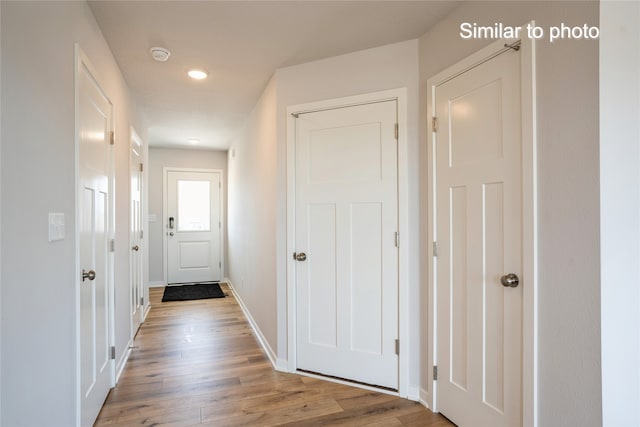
[162,282,226,302]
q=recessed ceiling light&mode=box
[188,138,200,145]
[187,69,208,80]
[150,47,170,62]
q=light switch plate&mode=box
[48,213,65,242]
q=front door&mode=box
[166,170,222,284]
[77,51,113,427]
[294,100,399,389]
[434,45,523,427]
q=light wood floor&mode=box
[95,284,452,426]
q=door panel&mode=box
[435,48,522,427]
[167,171,221,283]
[78,58,113,427]
[295,100,399,389]
[130,130,143,334]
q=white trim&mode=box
[426,31,537,426]
[74,44,116,427]
[142,303,152,322]
[114,339,133,384]
[226,279,281,370]
[406,386,420,402]
[162,167,225,283]
[285,88,411,397]
[148,281,167,288]
[419,387,431,409]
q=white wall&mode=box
[148,147,228,284]
[1,2,144,425]
[418,2,601,425]
[600,1,640,425]
[227,76,279,359]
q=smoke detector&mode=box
[150,47,170,62]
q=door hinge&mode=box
[110,346,116,360]
[432,241,438,257]
[433,365,438,381]
[109,239,115,252]
[109,131,115,145]
[394,123,399,140]
[219,181,221,189]
[219,261,221,269]
[395,232,400,248]
[139,163,144,172]
[219,221,221,229]
[395,339,400,355]
[140,297,144,306]
[432,117,438,133]
[140,230,144,239]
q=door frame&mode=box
[162,167,225,283]
[74,44,116,426]
[286,88,411,397]
[426,32,537,425]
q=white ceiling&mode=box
[89,1,460,150]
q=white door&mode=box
[434,47,523,426]
[78,54,113,427]
[295,100,399,389]
[166,170,222,284]
[130,130,143,333]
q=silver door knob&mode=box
[169,232,174,237]
[132,245,139,251]
[82,269,96,282]
[295,252,307,262]
[500,273,520,288]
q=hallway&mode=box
[95,285,452,426]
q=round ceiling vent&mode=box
[150,47,171,62]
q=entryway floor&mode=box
[95,284,452,426]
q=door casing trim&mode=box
[285,88,411,398]
[426,28,537,426]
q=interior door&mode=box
[294,100,399,389]
[78,56,113,427]
[434,47,523,427]
[130,130,143,333]
[166,170,222,284]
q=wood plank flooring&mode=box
[95,284,452,426]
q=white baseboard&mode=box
[419,387,432,409]
[226,279,279,370]
[114,339,133,384]
[142,303,151,322]
[148,281,166,288]
[274,358,289,372]
[406,386,420,402]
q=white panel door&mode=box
[78,58,113,427]
[434,48,523,427]
[295,100,399,389]
[130,131,143,333]
[167,170,222,284]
